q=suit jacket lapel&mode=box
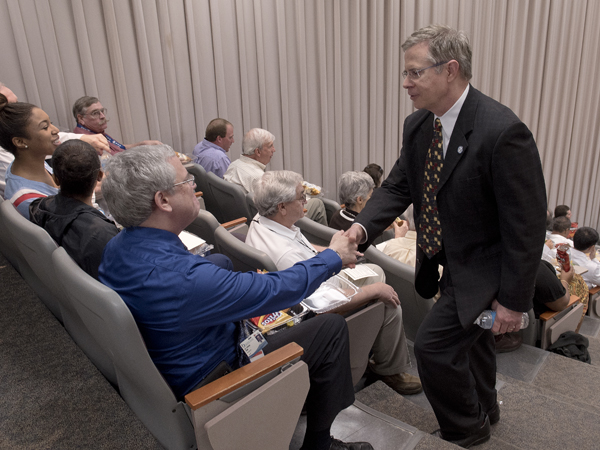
[438,86,478,191]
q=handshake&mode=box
[327,224,367,267]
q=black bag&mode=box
[547,331,591,364]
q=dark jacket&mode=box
[355,86,547,327]
[30,194,119,280]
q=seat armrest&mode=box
[221,217,247,229]
[195,191,203,198]
[589,286,600,296]
[185,342,303,410]
[540,294,580,321]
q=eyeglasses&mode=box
[172,175,195,188]
[402,61,448,80]
[83,108,108,118]
[294,192,308,202]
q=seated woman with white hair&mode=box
[245,170,422,396]
[329,171,375,231]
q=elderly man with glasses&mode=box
[72,96,162,155]
[98,145,375,450]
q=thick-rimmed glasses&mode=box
[402,61,448,80]
[83,108,108,118]
[172,175,195,188]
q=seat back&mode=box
[187,163,219,218]
[185,209,223,248]
[0,198,30,274]
[246,191,258,218]
[0,200,65,322]
[52,247,196,450]
[214,226,278,273]
[363,246,434,341]
[588,286,600,319]
[7,210,117,383]
[295,216,337,247]
[320,197,341,224]
[206,172,252,224]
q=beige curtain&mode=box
[0,0,598,228]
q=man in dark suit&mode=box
[346,25,546,448]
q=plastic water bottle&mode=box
[474,310,529,329]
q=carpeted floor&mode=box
[0,254,163,449]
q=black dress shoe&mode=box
[431,415,491,449]
[487,402,500,425]
[329,437,374,450]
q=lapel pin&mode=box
[457,146,464,154]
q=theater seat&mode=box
[4,205,117,384]
[186,163,219,219]
[185,209,248,249]
[52,247,310,450]
[206,172,253,224]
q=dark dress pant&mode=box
[265,313,355,432]
[414,269,497,439]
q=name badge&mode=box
[240,330,268,361]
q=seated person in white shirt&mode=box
[245,170,422,395]
[548,216,573,247]
[224,128,327,225]
[571,227,600,288]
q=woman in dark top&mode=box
[329,171,374,231]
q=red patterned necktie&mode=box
[418,118,444,258]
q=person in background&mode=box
[363,163,384,188]
[192,118,234,177]
[29,140,119,279]
[225,127,327,225]
[554,205,571,220]
[98,145,373,450]
[0,94,60,218]
[549,216,573,247]
[0,81,109,198]
[571,227,600,289]
[329,171,374,231]
[72,96,162,155]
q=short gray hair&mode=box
[73,96,99,123]
[338,171,374,207]
[242,128,275,156]
[101,144,177,227]
[253,170,303,218]
[401,24,472,81]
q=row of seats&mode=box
[0,197,321,450]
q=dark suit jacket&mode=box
[355,86,547,327]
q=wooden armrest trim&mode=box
[221,217,247,229]
[184,342,303,410]
[589,286,600,295]
[194,191,203,198]
[540,294,580,321]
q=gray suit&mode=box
[355,86,546,436]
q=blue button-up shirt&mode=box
[192,139,231,178]
[99,226,341,397]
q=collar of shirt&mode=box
[436,84,470,158]
[256,215,318,254]
[201,139,227,154]
[240,154,266,170]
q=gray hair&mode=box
[338,171,374,207]
[253,170,303,218]
[401,24,472,81]
[101,144,177,227]
[242,128,275,156]
[400,204,415,231]
[73,96,99,123]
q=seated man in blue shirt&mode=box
[98,144,373,450]
[192,118,234,177]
